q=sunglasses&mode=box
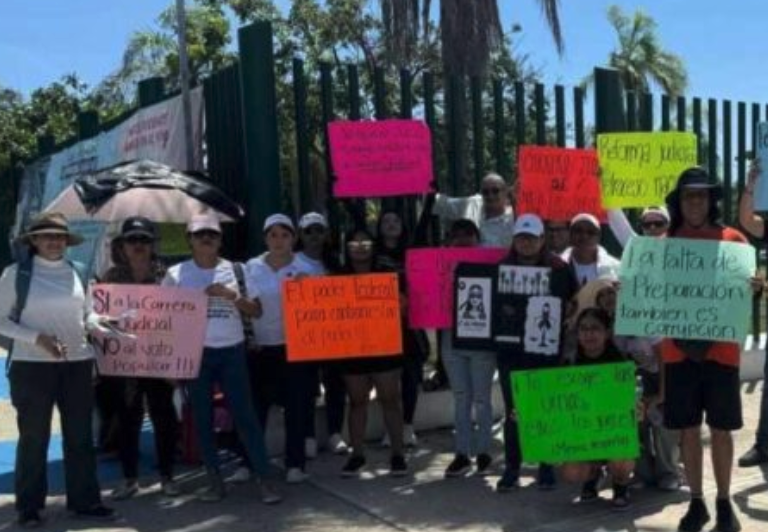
[191,230,221,239]
[302,226,326,235]
[641,220,668,229]
[347,240,373,250]
[481,187,503,197]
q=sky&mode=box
[0,0,766,106]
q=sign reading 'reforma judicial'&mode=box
[615,237,755,342]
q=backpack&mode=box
[2,257,88,371]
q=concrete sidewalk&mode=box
[1,379,767,532]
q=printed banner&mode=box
[615,237,755,341]
[329,119,435,197]
[512,362,639,462]
[598,132,698,208]
[91,284,207,379]
[406,247,506,329]
[283,273,403,361]
[516,146,605,221]
[755,122,768,211]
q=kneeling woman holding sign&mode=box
[560,308,635,510]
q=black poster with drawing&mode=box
[453,263,497,350]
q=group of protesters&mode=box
[1,164,767,532]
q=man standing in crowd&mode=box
[432,173,515,248]
[662,167,761,532]
[559,213,621,285]
[736,163,768,468]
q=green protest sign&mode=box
[598,131,697,208]
[615,237,755,341]
[512,362,639,463]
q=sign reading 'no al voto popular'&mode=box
[598,131,698,208]
[282,273,403,361]
[615,237,756,342]
[90,284,208,379]
[512,362,639,463]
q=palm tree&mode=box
[600,5,688,96]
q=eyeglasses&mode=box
[481,187,503,197]
[347,240,373,250]
[191,230,221,239]
[641,220,667,230]
[302,226,326,235]
[124,236,153,245]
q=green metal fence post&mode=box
[238,21,281,256]
[137,77,165,107]
[78,111,100,140]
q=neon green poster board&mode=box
[598,132,697,208]
[511,362,639,463]
[615,237,755,341]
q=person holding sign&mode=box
[495,214,579,492]
[432,173,515,248]
[338,228,408,478]
[0,213,117,527]
[607,206,671,249]
[736,161,768,469]
[245,214,317,484]
[662,167,760,532]
[559,213,620,286]
[162,214,280,504]
[440,220,499,478]
[560,308,635,510]
[101,217,180,500]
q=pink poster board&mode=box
[406,247,507,329]
[329,119,435,197]
[91,284,207,379]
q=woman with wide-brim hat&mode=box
[0,212,117,528]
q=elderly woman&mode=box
[0,212,116,527]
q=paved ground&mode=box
[0,378,767,532]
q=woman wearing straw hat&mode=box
[0,212,117,528]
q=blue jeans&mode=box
[187,344,270,476]
[757,350,768,449]
[442,347,496,455]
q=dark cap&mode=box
[665,166,723,204]
[119,216,157,240]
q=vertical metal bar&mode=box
[347,64,361,120]
[555,85,566,147]
[320,62,338,226]
[661,95,671,131]
[400,68,412,119]
[535,83,546,145]
[374,66,387,119]
[514,81,526,145]
[424,72,436,174]
[723,100,733,223]
[640,93,654,131]
[693,97,702,163]
[677,96,687,131]
[293,58,311,214]
[626,92,637,131]
[471,76,484,187]
[738,102,747,193]
[707,98,718,185]
[493,79,507,175]
[574,86,585,148]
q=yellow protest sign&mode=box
[598,132,698,208]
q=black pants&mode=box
[321,364,346,436]
[9,360,102,513]
[95,375,122,452]
[247,346,317,469]
[401,355,423,425]
[115,377,178,480]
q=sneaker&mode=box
[286,467,309,484]
[679,498,711,532]
[496,469,520,493]
[476,453,493,476]
[611,483,631,511]
[71,505,119,522]
[444,454,472,478]
[657,476,681,492]
[341,455,367,477]
[198,468,227,503]
[161,478,181,497]
[537,464,556,491]
[111,480,139,501]
[715,498,741,532]
[227,466,252,484]
[256,479,283,505]
[305,438,318,460]
[328,433,349,455]
[389,454,408,477]
[576,478,600,504]
[17,510,42,529]
[403,425,418,448]
[737,444,768,468]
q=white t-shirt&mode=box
[295,251,327,276]
[162,259,245,348]
[246,253,310,346]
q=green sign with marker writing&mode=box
[511,362,639,463]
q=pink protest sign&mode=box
[329,119,435,197]
[406,247,507,329]
[91,284,207,379]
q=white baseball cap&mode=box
[263,213,295,233]
[513,214,545,237]
[570,213,601,230]
[298,212,328,230]
[186,213,222,234]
